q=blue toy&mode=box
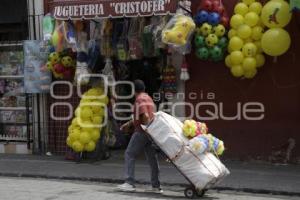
[208,12,220,26]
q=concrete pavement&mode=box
[0,152,300,197]
[1,177,298,200]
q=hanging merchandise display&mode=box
[74,21,91,85]
[67,87,109,153]
[194,0,229,62]
[128,18,145,60]
[42,14,55,41]
[180,56,190,81]
[162,14,196,50]
[226,0,266,79]
[162,56,177,94]
[261,0,292,57]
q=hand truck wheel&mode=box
[184,187,196,199]
[196,189,207,197]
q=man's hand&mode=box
[120,120,133,133]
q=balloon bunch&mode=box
[182,120,208,139]
[189,133,225,156]
[194,0,230,62]
[66,87,109,153]
[47,49,76,79]
[226,0,266,79]
[261,0,292,57]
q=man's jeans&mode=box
[124,131,160,188]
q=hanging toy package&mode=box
[128,18,145,60]
[153,16,169,50]
[112,20,129,61]
[180,56,190,81]
[162,56,177,94]
[100,19,114,58]
[51,21,65,52]
[102,58,115,86]
[162,14,196,54]
[142,19,156,58]
[88,20,102,72]
[42,14,55,41]
[74,21,90,85]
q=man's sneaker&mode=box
[117,183,136,192]
[145,187,163,194]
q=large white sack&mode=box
[145,111,189,160]
[174,149,230,190]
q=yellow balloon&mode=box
[230,51,244,65]
[234,3,249,16]
[244,12,259,27]
[72,141,84,152]
[84,141,96,152]
[230,14,244,29]
[228,45,234,53]
[66,137,73,147]
[225,55,233,68]
[87,88,99,97]
[242,57,257,71]
[69,129,80,141]
[261,28,291,56]
[90,129,101,141]
[237,25,252,39]
[92,116,103,125]
[231,65,244,77]
[228,29,237,39]
[249,2,263,14]
[80,107,93,120]
[229,36,244,51]
[79,131,91,144]
[251,26,264,40]
[242,0,255,6]
[244,68,257,79]
[261,0,292,28]
[244,38,253,43]
[72,117,79,127]
[254,41,263,53]
[255,54,266,68]
[242,43,257,57]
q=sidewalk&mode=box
[0,151,300,196]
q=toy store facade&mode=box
[43,0,300,162]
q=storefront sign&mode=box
[51,0,177,20]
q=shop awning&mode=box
[49,0,177,20]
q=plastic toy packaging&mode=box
[162,14,196,48]
[42,14,55,41]
[128,18,145,60]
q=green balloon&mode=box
[196,47,209,60]
[210,46,223,61]
[195,35,205,47]
[217,37,228,49]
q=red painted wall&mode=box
[186,0,300,160]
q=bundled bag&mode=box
[143,112,229,190]
[162,14,196,47]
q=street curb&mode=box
[1,172,300,197]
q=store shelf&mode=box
[0,122,32,126]
[0,75,24,79]
[0,42,23,47]
[0,107,32,111]
[0,136,28,142]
